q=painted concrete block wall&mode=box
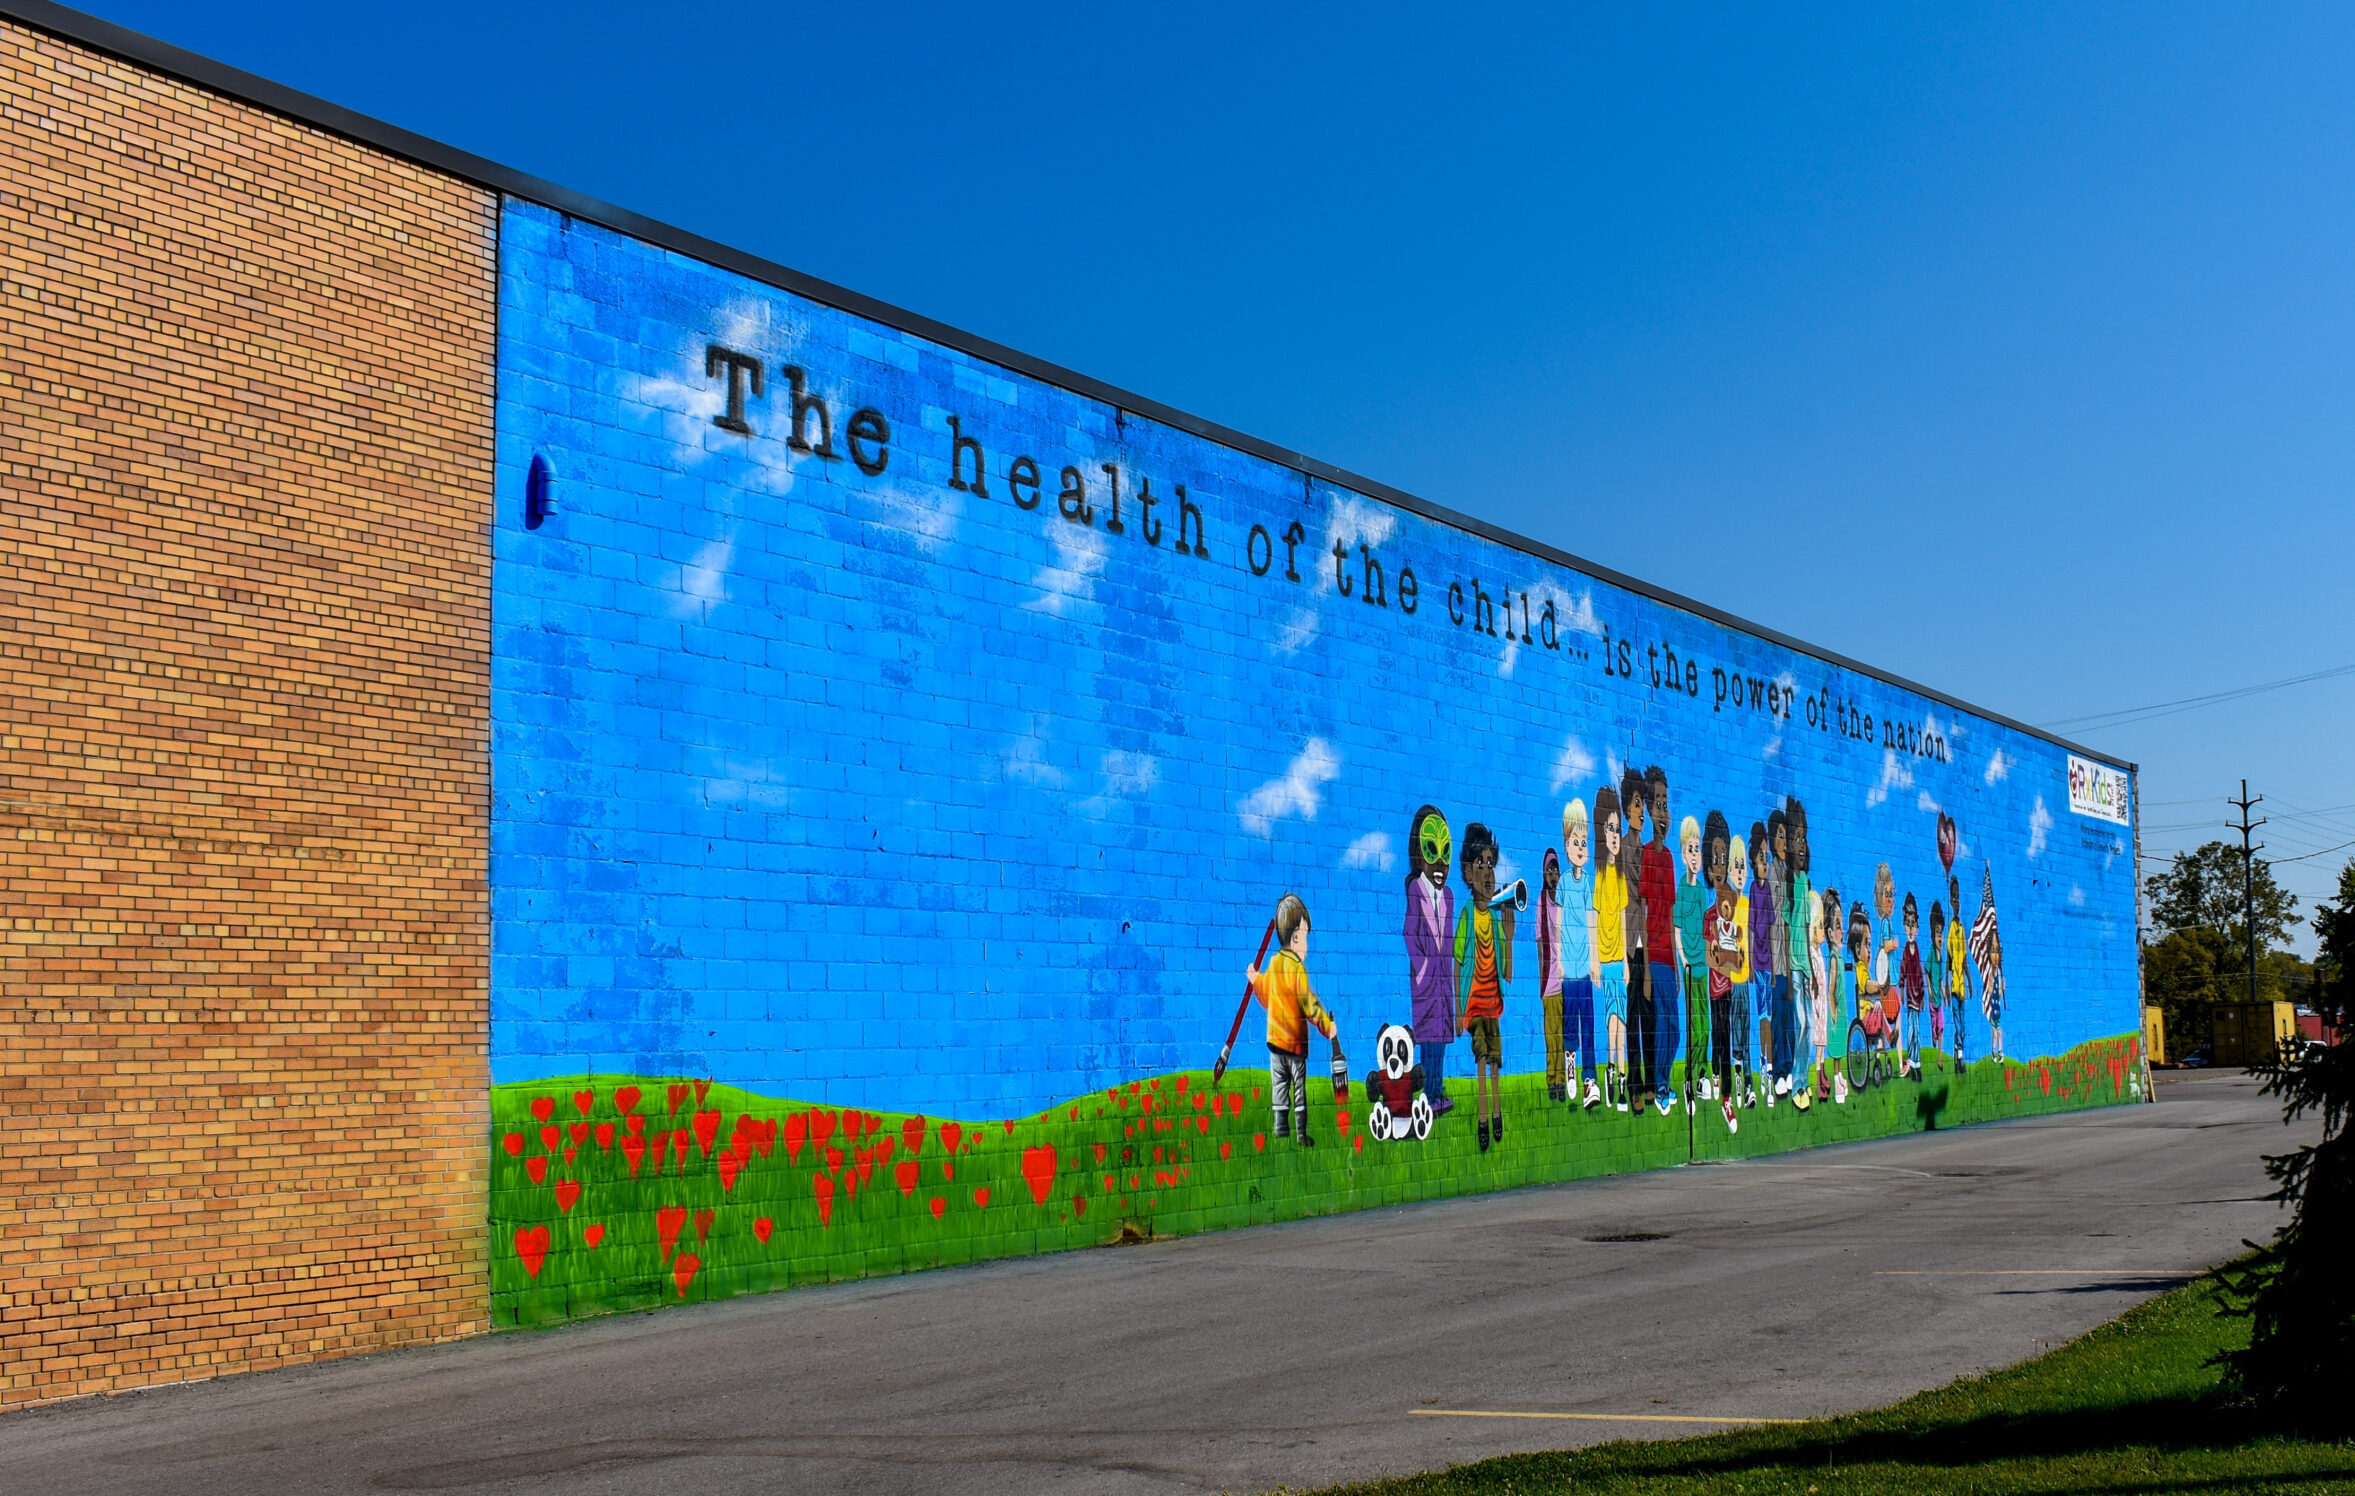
[489,200,2142,1324]
[0,23,496,1408]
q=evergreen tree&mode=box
[2217,857,2355,1427]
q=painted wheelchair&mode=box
[1843,993,1899,1092]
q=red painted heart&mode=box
[513,1225,550,1279]
[615,1085,641,1115]
[594,1122,615,1150]
[672,1252,699,1297]
[873,1135,895,1164]
[939,1121,963,1154]
[671,1133,688,1172]
[929,1197,946,1220]
[655,1205,688,1260]
[902,1115,926,1154]
[539,1126,560,1151]
[1220,1141,1233,1160]
[525,1156,548,1185]
[784,1112,808,1162]
[529,1096,555,1123]
[667,1084,689,1115]
[1073,1194,1087,1217]
[554,1179,581,1214]
[1020,1144,1059,1206]
[693,1109,721,1156]
[717,1153,741,1192]
[973,1187,991,1208]
[501,1132,524,1156]
[622,1137,646,1175]
[1003,1118,1016,1135]
[752,1216,773,1244]
[573,1089,595,1116]
[941,1162,954,1183]
[755,1118,776,1158]
[626,1114,644,1136]
[563,1146,576,1164]
[584,1223,606,1248]
[809,1109,837,1147]
[694,1208,713,1245]
[569,1121,590,1145]
[895,1160,920,1196]
[814,1173,836,1227]
[694,1078,712,1104]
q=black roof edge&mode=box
[2,0,2135,775]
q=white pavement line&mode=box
[1872,1269,2198,1276]
[1410,1410,1802,1425]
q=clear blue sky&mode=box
[84,1,2355,948]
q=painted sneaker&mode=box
[1774,1075,1791,1097]
[1721,1097,1739,1134]
[1834,1072,1850,1104]
[1764,1081,1777,1109]
[1583,1078,1604,1110]
[1656,1092,1677,1115]
[1477,1119,1491,1152]
[1493,1113,1506,1142]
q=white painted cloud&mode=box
[1866,749,1914,809]
[672,534,736,617]
[2028,796,2053,859]
[1549,736,1597,794]
[1076,750,1160,818]
[1025,522,1108,616]
[1918,789,1942,815]
[1985,750,2012,786]
[1316,493,1399,596]
[1342,830,1396,873]
[1499,632,1520,679]
[1273,606,1320,657]
[1003,730,1068,789]
[1239,738,1342,836]
[1763,736,1783,762]
[1561,590,1603,637]
[2069,883,2086,907]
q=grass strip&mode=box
[1310,1274,2355,1495]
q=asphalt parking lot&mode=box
[0,1068,2298,1495]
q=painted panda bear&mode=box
[1363,1022,1434,1142]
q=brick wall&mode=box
[0,21,495,1407]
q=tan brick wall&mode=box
[0,21,495,1408]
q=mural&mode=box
[488,199,2142,1325]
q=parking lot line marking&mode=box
[1411,1409,1801,1425]
[1874,1269,2197,1276]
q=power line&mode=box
[2041,661,2355,733]
[2269,837,2355,867]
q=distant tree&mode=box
[2217,857,2355,1427]
[2145,841,2298,957]
[2144,926,2232,1053]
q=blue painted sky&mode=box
[93,1,2355,946]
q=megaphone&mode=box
[1488,879,1529,913]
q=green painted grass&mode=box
[488,1034,2142,1326]
[1309,1274,2355,1495]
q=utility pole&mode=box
[2228,779,2265,1004]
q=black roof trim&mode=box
[1,0,2132,772]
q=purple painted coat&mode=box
[1406,875,1458,1044]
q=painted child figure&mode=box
[1815,886,1843,1099]
[1899,892,1927,1079]
[1946,873,1973,1067]
[1453,823,1515,1152]
[1403,805,1458,1118]
[1539,847,1566,1102]
[1559,799,1602,1109]
[1246,892,1339,1146]
[1703,829,1745,1134]
[1592,786,1632,1112]
[1674,814,1711,1104]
